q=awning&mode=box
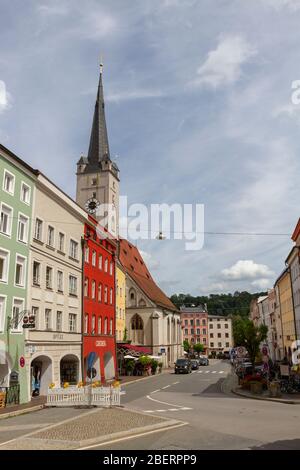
[117,344,152,356]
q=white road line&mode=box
[205,371,210,374]
[151,389,161,394]
[181,407,192,410]
[211,371,217,374]
[162,385,170,389]
[198,371,203,374]
[219,371,225,374]
[78,423,188,450]
[146,395,182,408]
[172,381,180,385]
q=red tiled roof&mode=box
[292,218,300,242]
[119,239,177,312]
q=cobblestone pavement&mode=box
[0,408,179,450]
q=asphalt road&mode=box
[92,359,300,450]
[1,360,300,450]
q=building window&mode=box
[0,249,9,283]
[99,255,102,270]
[109,261,113,276]
[209,323,213,329]
[225,323,228,329]
[12,298,24,331]
[110,318,113,335]
[203,328,206,335]
[69,275,77,296]
[225,333,229,338]
[17,214,29,243]
[190,319,194,326]
[84,314,88,334]
[202,319,206,325]
[15,255,26,287]
[191,337,195,343]
[0,296,6,332]
[196,319,200,326]
[69,313,77,333]
[185,329,188,335]
[226,342,230,347]
[218,333,221,338]
[3,170,15,194]
[110,288,113,305]
[217,324,221,329]
[98,283,102,302]
[203,337,206,344]
[56,311,62,331]
[104,286,108,303]
[34,218,43,241]
[45,309,52,330]
[210,342,214,348]
[32,306,39,329]
[104,258,108,273]
[58,232,65,252]
[92,250,96,266]
[91,280,96,299]
[91,314,96,334]
[70,240,78,260]
[85,247,89,263]
[184,320,188,326]
[0,204,13,236]
[84,278,89,297]
[197,328,200,335]
[47,226,54,247]
[210,333,213,338]
[46,266,53,289]
[218,342,222,348]
[20,182,31,204]
[104,317,108,334]
[57,270,63,292]
[33,261,41,286]
[98,316,102,334]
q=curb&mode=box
[0,404,45,420]
[231,388,300,405]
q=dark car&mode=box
[174,358,192,374]
[191,359,199,370]
[199,356,209,366]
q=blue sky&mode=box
[1,0,300,296]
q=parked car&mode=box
[174,358,192,374]
[199,357,209,366]
[191,359,199,370]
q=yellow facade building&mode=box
[116,264,126,342]
[276,268,296,357]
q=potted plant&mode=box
[151,359,158,375]
[249,380,263,395]
[125,359,135,376]
[158,361,163,373]
[138,355,152,375]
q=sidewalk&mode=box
[0,396,46,420]
[232,387,300,404]
[0,407,185,450]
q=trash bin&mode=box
[268,381,281,398]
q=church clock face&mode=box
[85,197,100,214]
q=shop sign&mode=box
[19,356,25,368]
[96,340,106,347]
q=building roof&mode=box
[86,64,111,171]
[292,218,300,242]
[119,238,177,312]
[180,306,207,313]
[208,314,231,320]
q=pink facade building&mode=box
[180,306,208,353]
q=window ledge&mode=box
[33,238,44,245]
[46,245,55,251]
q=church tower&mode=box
[76,63,120,236]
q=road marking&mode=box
[211,371,217,374]
[162,385,170,390]
[144,407,192,413]
[146,395,182,409]
[151,389,161,394]
[78,422,188,450]
[205,371,210,374]
[172,381,180,385]
[219,371,225,374]
[198,370,203,374]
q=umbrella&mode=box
[124,355,138,360]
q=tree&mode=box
[233,316,268,371]
[193,343,204,354]
[183,339,190,353]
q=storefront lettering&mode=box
[96,340,106,347]
[53,333,64,340]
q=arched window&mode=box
[104,317,108,335]
[91,280,96,299]
[84,314,89,334]
[98,316,102,334]
[84,278,89,297]
[104,286,108,303]
[104,258,108,273]
[98,283,102,302]
[129,288,136,307]
[110,318,113,335]
[131,314,144,344]
[99,255,103,270]
[110,288,113,305]
[91,315,96,334]
[110,261,113,276]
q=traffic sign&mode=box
[19,356,25,368]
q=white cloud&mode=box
[198,282,229,294]
[221,260,274,281]
[251,278,272,289]
[140,250,160,271]
[37,4,68,16]
[0,80,10,112]
[193,35,256,88]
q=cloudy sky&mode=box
[1,0,300,296]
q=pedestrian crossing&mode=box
[197,370,225,374]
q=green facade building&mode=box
[0,146,35,403]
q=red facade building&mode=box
[180,306,208,353]
[82,216,117,382]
